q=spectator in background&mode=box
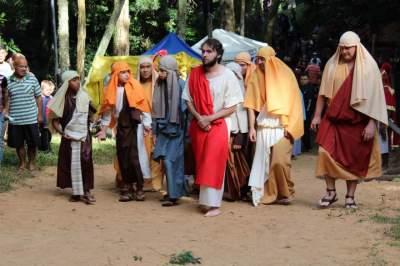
[309,52,322,67]
[299,74,318,151]
[0,44,13,78]
[6,56,42,172]
[0,72,7,165]
[381,62,399,149]
[39,80,55,152]
[305,63,321,85]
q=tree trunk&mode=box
[57,0,70,72]
[40,0,50,76]
[113,0,130,56]
[220,0,235,32]
[94,0,127,58]
[239,0,245,36]
[203,0,213,37]
[77,0,86,80]
[177,0,187,39]
[266,0,280,44]
[84,0,126,88]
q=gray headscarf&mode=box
[152,55,181,123]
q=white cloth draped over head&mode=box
[152,55,181,123]
[136,56,158,94]
[319,31,388,125]
[48,70,90,118]
[225,62,248,134]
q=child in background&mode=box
[39,80,55,152]
[0,45,13,78]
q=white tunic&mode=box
[182,67,243,207]
[248,107,284,206]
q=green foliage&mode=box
[370,214,400,243]
[133,255,143,262]
[0,136,115,192]
[169,251,201,265]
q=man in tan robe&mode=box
[244,46,304,206]
[311,31,388,209]
[136,57,164,192]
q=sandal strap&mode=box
[326,188,336,192]
[345,195,354,199]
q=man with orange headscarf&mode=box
[311,31,387,209]
[244,46,304,207]
[234,52,256,90]
[97,61,151,202]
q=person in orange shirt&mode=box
[97,61,151,202]
[244,46,304,207]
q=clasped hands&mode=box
[197,115,212,131]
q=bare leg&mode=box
[16,147,26,170]
[345,180,358,207]
[319,176,337,207]
[27,146,37,171]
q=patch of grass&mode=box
[132,255,142,262]
[368,243,388,266]
[1,135,116,192]
[169,251,201,265]
[0,166,32,192]
[389,241,400,248]
[370,214,400,243]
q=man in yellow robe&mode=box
[311,31,387,209]
[244,46,304,206]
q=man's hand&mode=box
[144,126,151,136]
[233,144,242,150]
[311,115,321,131]
[63,134,72,140]
[249,127,256,142]
[362,120,376,141]
[197,115,211,130]
[37,114,43,124]
[96,129,106,140]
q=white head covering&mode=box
[225,62,248,134]
[136,57,158,106]
[48,70,90,118]
[319,31,388,125]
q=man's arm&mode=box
[311,95,326,130]
[36,96,43,123]
[2,86,8,115]
[248,108,256,142]
[186,101,237,131]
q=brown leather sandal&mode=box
[319,188,338,207]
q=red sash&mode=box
[188,67,228,189]
[316,69,373,177]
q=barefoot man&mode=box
[182,38,243,217]
[5,56,42,172]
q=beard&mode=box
[202,56,219,68]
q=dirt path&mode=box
[1,154,400,266]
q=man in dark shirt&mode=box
[300,74,318,151]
